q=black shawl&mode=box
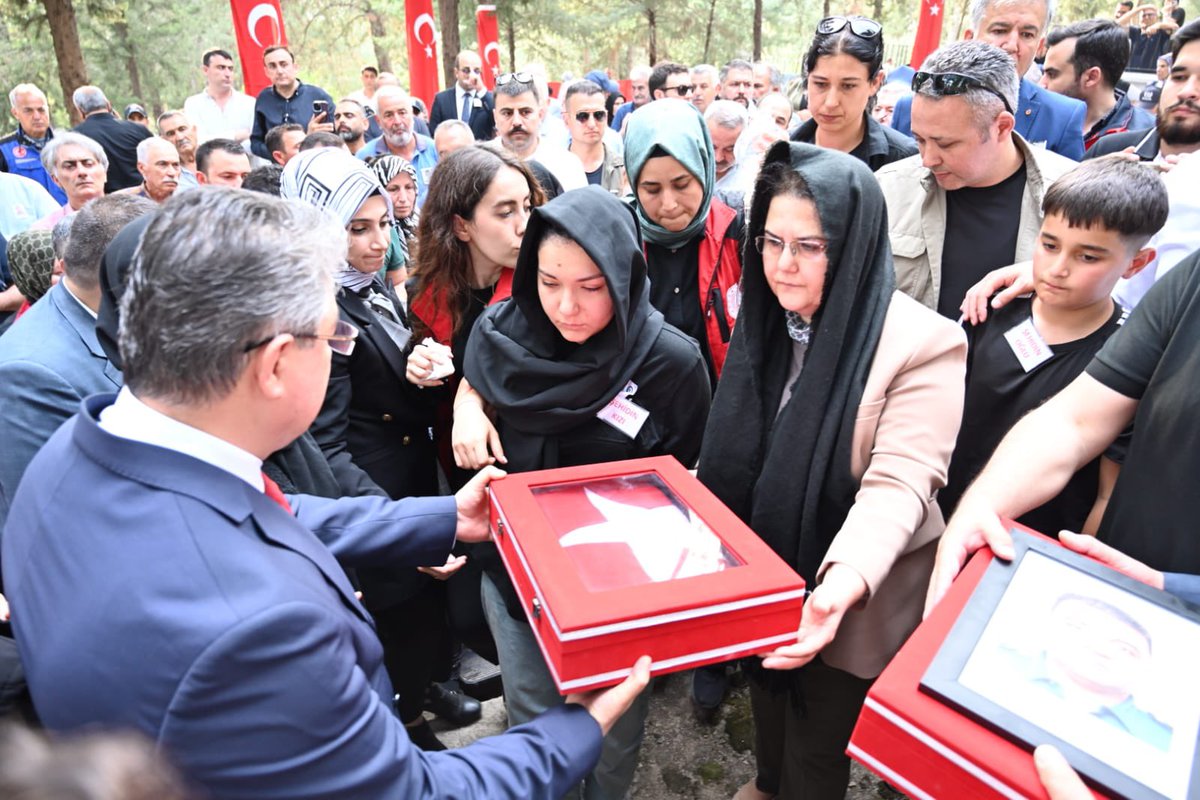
[463,185,666,470]
[697,141,895,589]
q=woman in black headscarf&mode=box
[698,141,966,800]
[462,185,710,800]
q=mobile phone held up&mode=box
[312,100,329,119]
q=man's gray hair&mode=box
[41,131,109,177]
[136,136,173,164]
[704,99,750,130]
[71,85,109,116]
[970,0,1055,33]
[719,59,753,82]
[691,64,718,81]
[917,41,1020,128]
[51,215,74,259]
[119,188,343,404]
[434,118,474,139]
[62,194,155,291]
[8,83,45,109]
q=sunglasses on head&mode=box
[912,71,1015,115]
[816,16,882,38]
[496,71,535,87]
[573,109,608,124]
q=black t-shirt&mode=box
[1087,256,1200,572]
[1129,27,1173,71]
[938,163,1027,319]
[646,236,711,373]
[585,165,603,186]
[941,296,1128,533]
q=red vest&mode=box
[696,200,743,377]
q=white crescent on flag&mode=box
[247,3,281,46]
[414,12,436,45]
[483,41,500,65]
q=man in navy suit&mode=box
[428,50,496,141]
[890,0,1086,160]
[0,193,155,528]
[1,187,649,799]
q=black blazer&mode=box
[428,88,496,141]
[310,279,440,609]
[72,112,152,192]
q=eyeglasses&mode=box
[755,234,828,260]
[816,16,882,39]
[496,72,535,87]
[665,84,694,97]
[912,71,1015,116]
[573,109,608,124]
[458,66,483,75]
[243,318,360,356]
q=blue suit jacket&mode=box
[2,395,603,799]
[0,282,121,527]
[891,78,1086,161]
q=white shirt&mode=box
[183,89,256,145]
[532,137,588,191]
[99,386,265,491]
[347,89,377,114]
[453,85,481,123]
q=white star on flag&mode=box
[930,3,940,14]
[425,45,433,57]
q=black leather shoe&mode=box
[424,681,482,727]
[406,718,447,751]
[691,664,728,725]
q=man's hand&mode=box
[306,111,333,134]
[1057,530,1165,589]
[0,592,9,622]
[761,563,867,670]
[453,466,506,543]
[418,554,468,580]
[925,498,1015,615]
[1034,745,1093,800]
[566,655,652,736]
[959,262,1032,325]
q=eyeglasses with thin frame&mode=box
[665,84,695,97]
[911,71,1016,116]
[243,318,360,356]
[573,109,608,124]
[755,233,828,260]
[816,16,883,39]
[496,72,535,87]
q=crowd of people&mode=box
[1,0,1199,797]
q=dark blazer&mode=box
[72,112,152,191]
[1084,126,1158,160]
[428,87,496,141]
[2,395,603,799]
[891,77,1086,161]
[310,279,439,609]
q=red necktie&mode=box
[261,473,292,513]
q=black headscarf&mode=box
[464,185,666,469]
[697,141,895,590]
[97,214,154,368]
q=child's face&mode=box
[1032,212,1139,309]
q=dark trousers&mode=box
[373,581,451,723]
[748,657,873,800]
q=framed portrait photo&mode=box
[921,528,1200,800]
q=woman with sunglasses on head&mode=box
[790,15,917,170]
[698,141,966,800]
[460,186,710,800]
[281,148,473,752]
[624,99,743,383]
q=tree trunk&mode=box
[753,0,762,60]
[703,0,717,63]
[873,0,883,22]
[822,0,831,18]
[646,6,657,65]
[365,8,392,74]
[113,22,144,106]
[507,13,516,74]
[438,0,461,89]
[40,0,89,124]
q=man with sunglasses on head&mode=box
[429,50,496,142]
[490,72,587,191]
[564,80,627,194]
[890,0,1087,160]
[876,41,1077,319]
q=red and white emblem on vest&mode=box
[12,145,26,158]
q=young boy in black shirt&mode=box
[940,159,1168,534]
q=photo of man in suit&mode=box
[429,50,497,141]
[1,187,649,800]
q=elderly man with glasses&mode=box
[429,50,496,141]
[875,41,1077,319]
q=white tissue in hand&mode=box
[421,338,456,380]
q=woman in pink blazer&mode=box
[697,141,966,800]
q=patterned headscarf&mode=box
[369,154,421,259]
[7,229,56,304]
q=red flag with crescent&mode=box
[476,5,500,91]
[909,0,945,68]
[229,0,287,96]
[406,0,440,109]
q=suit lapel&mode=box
[1017,79,1041,141]
[51,284,122,389]
[337,284,410,384]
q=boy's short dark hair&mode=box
[649,61,689,96]
[241,164,283,196]
[1042,159,1168,247]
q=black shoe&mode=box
[406,718,447,751]
[424,681,482,727]
[457,648,503,702]
[691,664,728,725]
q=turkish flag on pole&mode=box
[477,5,500,91]
[406,0,440,109]
[229,0,286,96]
[909,0,945,69]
